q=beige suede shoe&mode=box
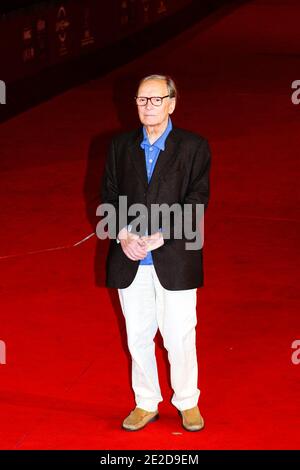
[122,407,159,431]
[179,406,205,432]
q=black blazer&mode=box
[100,125,211,290]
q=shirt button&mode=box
[149,159,153,163]
[149,147,153,151]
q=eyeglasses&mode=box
[134,95,170,106]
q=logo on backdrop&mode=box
[56,5,70,57]
[157,0,167,15]
[22,19,48,65]
[142,0,150,23]
[0,340,6,364]
[81,7,94,48]
[23,25,35,63]
[0,80,6,104]
[291,80,300,105]
[36,18,47,61]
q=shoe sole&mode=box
[122,413,159,431]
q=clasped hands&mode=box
[117,227,164,261]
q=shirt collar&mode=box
[140,116,173,151]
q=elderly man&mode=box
[101,74,211,431]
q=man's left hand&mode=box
[140,231,164,252]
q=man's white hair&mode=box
[137,74,178,101]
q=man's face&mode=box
[136,79,176,127]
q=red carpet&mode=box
[0,0,300,449]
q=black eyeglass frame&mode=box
[134,95,170,106]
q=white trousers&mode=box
[118,264,200,412]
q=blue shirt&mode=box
[139,116,173,265]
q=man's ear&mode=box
[169,98,176,114]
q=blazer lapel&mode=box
[128,126,180,189]
[128,127,148,187]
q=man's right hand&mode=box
[117,227,147,261]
